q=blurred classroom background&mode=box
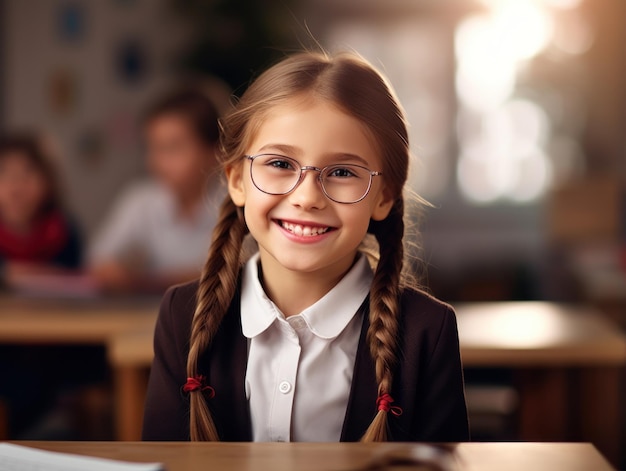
[0,0,625,467]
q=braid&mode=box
[361,198,405,442]
[187,196,248,441]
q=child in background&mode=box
[0,134,81,286]
[0,133,95,438]
[89,86,225,293]
[143,52,469,442]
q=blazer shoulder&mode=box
[158,279,201,336]
[165,279,200,308]
[398,287,458,343]
[399,287,455,321]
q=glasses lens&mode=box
[321,165,372,203]
[249,155,375,203]
[250,154,301,195]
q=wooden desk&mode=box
[108,330,154,443]
[0,297,159,344]
[456,302,626,467]
[456,302,626,366]
[0,296,159,441]
[12,441,617,471]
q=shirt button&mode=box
[278,381,292,394]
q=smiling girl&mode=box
[143,52,469,442]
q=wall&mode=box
[1,0,185,236]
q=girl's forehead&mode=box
[260,95,351,121]
[246,97,382,166]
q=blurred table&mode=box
[456,301,626,467]
[0,296,159,344]
[11,441,616,471]
[457,301,626,366]
[0,295,159,440]
[108,329,154,442]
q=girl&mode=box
[143,52,469,442]
[89,86,226,293]
[0,134,82,282]
[0,133,91,438]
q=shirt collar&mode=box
[240,253,373,340]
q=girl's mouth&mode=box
[276,220,334,237]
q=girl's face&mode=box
[145,114,216,197]
[227,97,394,281]
[0,152,49,230]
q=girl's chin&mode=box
[260,250,355,279]
[267,256,326,274]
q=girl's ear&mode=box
[371,187,395,221]
[225,163,246,207]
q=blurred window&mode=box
[321,0,592,206]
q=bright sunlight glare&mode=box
[457,100,553,204]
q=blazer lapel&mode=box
[340,298,378,441]
[206,291,252,441]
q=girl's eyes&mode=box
[266,159,296,170]
[260,156,363,178]
[327,167,358,178]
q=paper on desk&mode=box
[0,443,164,471]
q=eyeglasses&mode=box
[245,154,382,204]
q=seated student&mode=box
[89,86,226,293]
[0,133,94,438]
[143,51,469,442]
[0,134,81,286]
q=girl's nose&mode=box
[287,170,327,210]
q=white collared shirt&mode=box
[240,253,373,442]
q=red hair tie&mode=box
[183,375,215,398]
[377,393,403,416]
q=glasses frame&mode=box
[245,153,383,204]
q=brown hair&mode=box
[187,51,411,441]
[0,133,61,216]
[143,87,221,146]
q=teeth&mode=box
[281,221,330,237]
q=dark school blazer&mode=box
[142,279,469,442]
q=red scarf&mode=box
[0,211,69,263]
